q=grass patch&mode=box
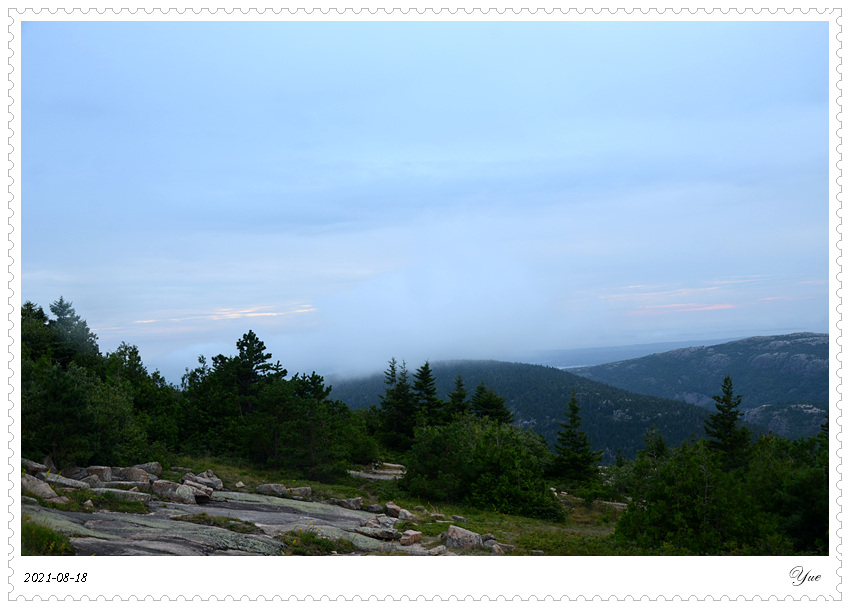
[21,514,74,556]
[275,529,357,556]
[171,512,262,534]
[23,488,149,514]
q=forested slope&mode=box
[571,333,828,438]
[331,360,718,462]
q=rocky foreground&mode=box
[21,458,516,556]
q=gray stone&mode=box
[41,473,90,490]
[428,545,447,555]
[119,467,151,486]
[256,483,289,497]
[445,525,482,550]
[133,462,163,477]
[385,501,401,517]
[87,466,112,482]
[429,513,445,520]
[21,473,59,501]
[365,504,385,513]
[360,514,398,529]
[186,471,223,491]
[355,526,402,541]
[89,488,152,506]
[338,497,363,511]
[235,481,245,489]
[397,508,416,522]
[80,474,101,487]
[62,465,88,480]
[21,458,47,475]
[83,500,95,509]
[530,550,544,555]
[100,480,144,491]
[400,530,422,546]
[175,484,198,504]
[182,480,213,503]
[289,486,312,498]
[451,515,467,523]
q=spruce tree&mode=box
[447,374,469,420]
[413,361,444,426]
[469,381,514,425]
[553,389,602,484]
[379,358,417,450]
[704,376,751,470]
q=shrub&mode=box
[21,515,74,556]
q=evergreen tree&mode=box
[552,389,602,484]
[704,376,751,470]
[447,374,469,420]
[48,296,100,367]
[470,381,514,425]
[413,361,444,426]
[379,358,417,450]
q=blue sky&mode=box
[22,19,829,383]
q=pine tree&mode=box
[704,376,751,470]
[447,374,469,420]
[469,381,514,425]
[553,389,602,484]
[379,358,417,450]
[413,361,445,426]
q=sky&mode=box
[22,19,829,384]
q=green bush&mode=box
[402,415,564,522]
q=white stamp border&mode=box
[5,2,843,603]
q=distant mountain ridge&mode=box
[571,332,828,438]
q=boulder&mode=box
[38,472,90,490]
[428,545,447,556]
[360,514,398,529]
[385,501,402,517]
[83,500,95,509]
[451,515,467,523]
[445,525,482,550]
[118,467,151,489]
[133,462,163,477]
[397,508,416,522]
[185,470,223,491]
[62,465,88,480]
[337,497,363,511]
[151,480,197,504]
[86,466,112,482]
[530,550,544,556]
[355,527,402,541]
[21,473,60,501]
[289,486,312,498]
[182,479,213,503]
[365,504,385,513]
[400,530,422,546]
[256,483,290,497]
[100,481,145,491]
[429,512,445,520]
[80,474,101,487]
[235,481,245,489]
[175,484,198,504]
[484,539,515,554]
[21,458,47,475]
[89,488,152,506]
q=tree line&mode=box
[20,298,829,553]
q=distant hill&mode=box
[330,360,722,463]
[571,333,828,438]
